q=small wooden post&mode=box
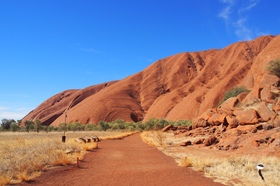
[76,157,79,168]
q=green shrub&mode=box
[85,123,96,131]
[218,86,250,106]
[173,120,192,126]
[109,119,126,130]
[97,121,110,131]
[135,122,145,131]
[265,58,280,77]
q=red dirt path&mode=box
[21,134,224,186]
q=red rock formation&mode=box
[22,35,280,126]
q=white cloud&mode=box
[218,0,234,21]
[218,0,261,41]
[256,30,270,37]
[239,0,258,13]
[219,6,231,20]
[235,18,252,40]
[0,107,30,120]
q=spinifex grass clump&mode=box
[265,58,280,77]
[218,86,250,106]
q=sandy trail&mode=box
[21,134,224,186]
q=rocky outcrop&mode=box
[164,73,280,156]
[190,73,280,129]
[22,35,280,126]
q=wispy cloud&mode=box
[256,30,270,37]
[235,17,252,40]
[239,0,258,13]
[142,57,154,62]
[218,0,261,41]
[218,0,234,21]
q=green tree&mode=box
[1,119,15,130]
[98,121,110,131]
[10,122,19,132]
[154,119,169,130]
[34,119,42,133]
[85,123,96,131]
[24,120,34,133]
[135,121,145,131]
[67,122,85,131]
[144,118,159,130]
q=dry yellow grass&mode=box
[140,131,280,186]
[0,131,134,186]
[99,131,139,140]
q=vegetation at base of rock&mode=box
[218,86,250,106]
[265,58,280,77]
[0,118,192,132]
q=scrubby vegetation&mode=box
[0,118,192,132]
[265,58,280,77]
[0,131,135,185]
[141,131,280,186]
[218,86,250,106]
[0,118,191,185]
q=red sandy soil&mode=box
[20,134,224,186]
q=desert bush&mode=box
[135,121,145,131]
[109,119,125,130]
[84,123,96,131]
[67,122,85,131]
[10,123,19,132]
[97,121,110,131]
[124,122,136,131]
[172,120,192,126]
[144,118,170,130]
[265,58,280,77]
[218,86,250,106]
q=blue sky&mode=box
[0,0,279,121]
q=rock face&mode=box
[22,35,280,126]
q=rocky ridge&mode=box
[22,35,280,131]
